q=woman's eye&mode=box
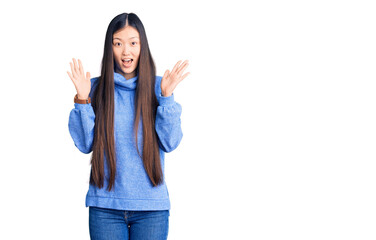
[131,42,137,46]
[115,42,121,46]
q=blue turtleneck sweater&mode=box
[68,72,183,210]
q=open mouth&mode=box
[122,59,133,63]
[122,58,133,67]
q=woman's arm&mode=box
[68,102,96,154]
[155,90,183,153]
[68,77,98,154]
[154,60,189,152]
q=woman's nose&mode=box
[122,45,130,55]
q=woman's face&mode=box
[112,26,141,80]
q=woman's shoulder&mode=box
[91,77,100,89]
[90,76,100,84]
[155,75,163,84]
[88,77,100,98]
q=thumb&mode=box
[162,70,169,81]
[86,72,91,81]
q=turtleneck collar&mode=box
[114,72,138,90]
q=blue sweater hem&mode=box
[86,196,171,211]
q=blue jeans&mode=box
[89,206,170,240]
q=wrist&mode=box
[161,91,172,97]
[74,94,91,104]
[77,94,89,100]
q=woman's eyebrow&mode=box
[113,37,139,41]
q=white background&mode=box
[0,0,375,239]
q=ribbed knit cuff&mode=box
[158,93,175,106]
[74,102,93,110]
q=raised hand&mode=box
[67,58,91,99]
[161,60,190,97]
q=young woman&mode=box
[67,12,189,240]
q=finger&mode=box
[178,60,189,70]
[170,60,182,75]
[67,71,74,82]
[73,58,79,74]
[177,60,189,76]
[78,59,84,74]
[70,62,77,78]
[86,72,91,81]
[178,72,190,83]
[162,69,169,81]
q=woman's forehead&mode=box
[113,26,139,39]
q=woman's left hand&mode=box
[161,60,190,97]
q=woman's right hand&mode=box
[67,58,91,99]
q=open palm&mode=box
[161,60,190,97]
[67,58,91,99]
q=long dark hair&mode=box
[90,12,162,191]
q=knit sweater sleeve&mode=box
[155,76,183,153]
[68,78,98,154]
